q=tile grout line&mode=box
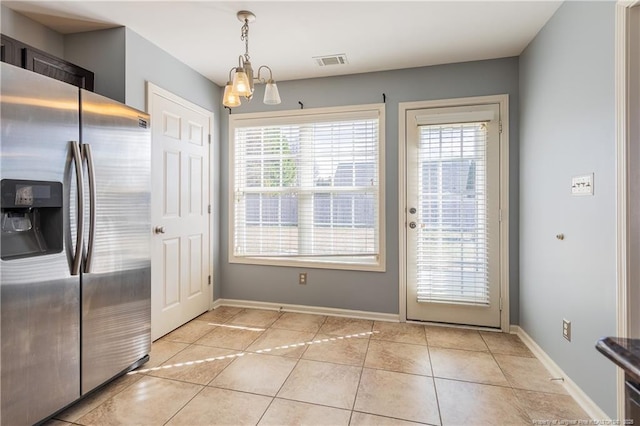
[425,325,444,426]
[210,309,284,425]
[159,309,250,426]
[161,308,258,425]
[160,380,207,426]
[481,332,536,424]
[253,310,302,425]
[347,320,374,424]
[254,313,330,424]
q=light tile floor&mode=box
[46,307,589,426]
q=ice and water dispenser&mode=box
[1,179,63,260]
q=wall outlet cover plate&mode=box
[571,174,594,196]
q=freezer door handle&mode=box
[71,141,84,276]
[82,143,96,273]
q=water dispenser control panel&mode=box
[2,179,62,208]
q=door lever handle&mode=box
[154,226,166,234]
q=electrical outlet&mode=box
[563,319,571,341]
[299,273,307,285]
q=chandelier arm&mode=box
[256,65,274,83]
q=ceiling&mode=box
[3,1,562,86]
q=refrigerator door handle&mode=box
[82,143,96,273]
[71,141,84,276]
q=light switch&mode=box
[571,174,594,196]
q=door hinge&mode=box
[208,134,212,144]
[499,297,503,311]
[208,275,212,285]
[208,204,211,214]
[499,121,503,134]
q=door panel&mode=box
[189,234,203,296]
[163,238,181,307]
[188,121,204,145]
[189,155,203,213]
[164,112,181,139]
[165,150,181,217]
[406,104,501,328]
[150,88,211,340]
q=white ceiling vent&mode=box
[313,54,349,67]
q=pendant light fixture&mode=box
[222,11,281,108]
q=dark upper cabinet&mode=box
[1,34,22,67]
[24,48,94,91]
[1,34,94,91]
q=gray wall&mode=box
[124,28,220,114]
[519,1,616,416]
[0,5,64,57]
[220,57,520,322]
[123,28,222,299]
[0,8,224,303]
[65,28,126,103]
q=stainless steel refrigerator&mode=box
[0,62,151,425]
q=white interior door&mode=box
[148,84,212,340]
[405,104,502,328]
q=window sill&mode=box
[228,255,386,272]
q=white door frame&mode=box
[145,82,215,317]
[615,0,640,419]
[398,94,510,332]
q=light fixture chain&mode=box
[241,20,250,61]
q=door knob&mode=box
[154,225,166,234]
[409,222,417,229]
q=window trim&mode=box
[228,103,386,272]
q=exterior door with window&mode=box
[406,104,501,327]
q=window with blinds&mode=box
[416,122,489,305]
[230,105,385,271]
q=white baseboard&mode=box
[212,298,400,322]
[511,325,610,421]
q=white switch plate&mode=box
[563,319,571,341]
[571,174,594,196]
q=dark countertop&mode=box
[596,337,640,383]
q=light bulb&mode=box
[232,68,252,97]
[223,82,241,107]
[263,80,281,105]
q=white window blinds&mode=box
[231,105,383,269]
[416,122,489,305]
